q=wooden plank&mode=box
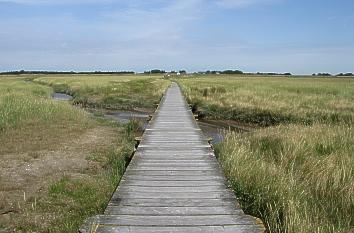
[130,163,218,168]
[116,186,227,193]
[123,170,223,176]
[119,180,227,187]
[82,214,257,226]
[136,147,212,152]
[86,225,262,233]
[124,175,225,181]
[108,198,238,207]
[138,145,211,149]
[127,167,216,171]
[104,206,242,215]
[113,192,235,199]
[131,159,215,163]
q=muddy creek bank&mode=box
[51,94,247,144]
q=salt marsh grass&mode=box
[218,124,353,233]
[177,75,354,233]
[0,76,88,132]
[178,75,354,125]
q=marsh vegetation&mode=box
[33,74,170,110]
[1,74,353,233]
[177,75,354,233]
[0,74,168,232]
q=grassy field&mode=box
[33,74,170,110]
[176,75,354,233]
[0,75,168,232]
[0,76,88,132]
[178,75,353,126]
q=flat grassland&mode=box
[177,75,353,233]
[0,75,169,232]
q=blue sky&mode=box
[0,0,353,74]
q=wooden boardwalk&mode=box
[80,83,264,233]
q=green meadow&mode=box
[176,75,354,233]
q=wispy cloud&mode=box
[0,0,206,70]
[214,0,281,8]
[0,0,353,73]
[1,0,280,8]
[0,0,114,4]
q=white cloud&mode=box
[1,0,352,74]
[215,0,281,8]
[0,0,206,70]
[0,0,114,5]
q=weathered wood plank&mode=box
[83,214,257,226]
[108,198,238,207]
[116,186,227,193]
[119,180,227,187]
[113,192,235,199]
[84,225,262,233]
[127,167,217,171]
[123,170,223,176]
[104,206,242,215]
[124,175,225,181]
[131,159,216,163]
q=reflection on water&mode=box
[89,109,245,145]
[103,111,150,129]
[198,121,225,144]
[198,120,247,144]
[52,93,73,101]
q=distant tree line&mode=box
[201,70,244,75]
[312,73,353,77]
[336,73,353,76]
[254,72,292,76]
[0,70,135,75]
[2,70,352,77]
[196,70,292,76]
[312,73,332,76]
[144,69,166,74]
[144,69,187,75]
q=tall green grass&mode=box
[0,93,88,131]
[217,124,353,233]
[177,75,354,233]
[0,76,89,131]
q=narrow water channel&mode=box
[102,110,150,130]
[95,110,232,144]
[51,92,243,144]
[52,93,73,101]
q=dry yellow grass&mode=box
[178,75,354,125]
[33,74,170,110]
